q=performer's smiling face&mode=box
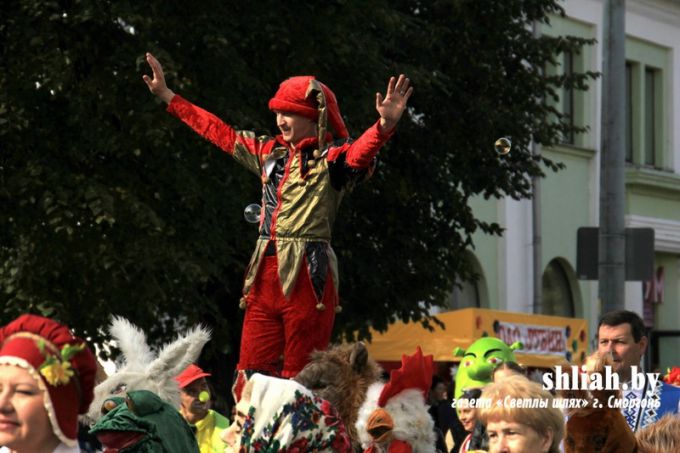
[275,111,317,145]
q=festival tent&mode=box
[363,308,589,368]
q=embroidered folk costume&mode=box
[224,373,352,452]
[620,374,680,431]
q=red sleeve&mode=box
[166,95,262,157]
[328,120,394,168]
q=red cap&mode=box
[268,76,349,140]
[175,363,211,388]
[0,314,97,446]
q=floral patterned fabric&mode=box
[236,374,351,452]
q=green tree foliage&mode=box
[1,0,595,399]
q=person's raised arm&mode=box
[335,74,413,169]
[141,52,265,175]
[142,52,176,104]
[376,74,413,134]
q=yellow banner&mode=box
[363,308,588,368]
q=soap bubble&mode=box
[494,137,512,155]
[244,204,261,223]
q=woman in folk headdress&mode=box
[0,314,97,453]
[221,373,352,452]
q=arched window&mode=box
[541,258,576,317]
[449,277,480,309]
[437,252,488,312]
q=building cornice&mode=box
[627,214,680,253]
[544,144,597,160]
[625,166,680,198]
[628,0,680,28]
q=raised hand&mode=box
[376,74,413,133]
[142,52,175,104]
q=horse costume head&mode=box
[294,342,383,448]
[561,352,637,453]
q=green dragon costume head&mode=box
[90,389,199,453]
[453,337,522,400]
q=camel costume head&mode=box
[294,342,383,448]
[560,352,637,453]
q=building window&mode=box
[449,278,480,309]
[625,62,634,163]
[542,15,595,149]
[644,68,657,166]
[624,38,668,170]
[541,259,575,317]
[433,252,487,314]
[561,50,576,145]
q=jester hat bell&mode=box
[0,314,97,446]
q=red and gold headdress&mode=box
[268,75,349,150]
[0,314,97,446]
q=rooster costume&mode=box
[166,76,393,386]
[355,347,437,453]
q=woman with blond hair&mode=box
[636,414,680,453]
[0,314,97,453]
[478,375,564,453]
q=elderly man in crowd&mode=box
[175,364,230,453]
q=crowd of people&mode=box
[1,309,679,452]
[443,310,680,453]
[2,53,680,452]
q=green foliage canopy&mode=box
[1,0,596,394]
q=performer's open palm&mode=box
[376,74,413,132]
[142,52,174,104]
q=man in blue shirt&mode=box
[597,310,680,431]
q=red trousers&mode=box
[237,254,337,379]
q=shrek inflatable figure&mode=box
[453,337,522,400]
[90,390,200,453]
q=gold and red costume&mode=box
[167,76,392,386]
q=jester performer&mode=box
[143,53,412,397]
